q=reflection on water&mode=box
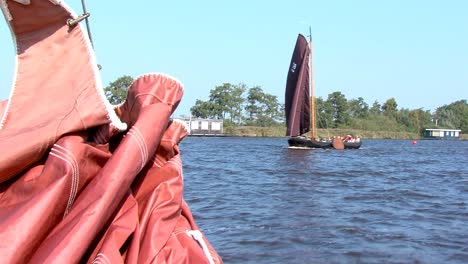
[181,137,468,264]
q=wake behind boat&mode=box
[284,29,361,150]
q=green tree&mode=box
[408,108,432,133]
[230,84,246,125]
[382,98,398,117]
[208,83,246,123]
[434,100,468,131]
[190,83,246,123]
[370,100,382,115]
[190,99,216,118]
[327,91,350,128]
[256,93,282,127]
[244,86,282,126]
[396,108,412,131]
[395,108,431,132]
[263,93,282,120]
[245,86,264,122]
[104,75,133,104]
[348,97,369,118]
[208,83,231,119]
[316,97,333,129]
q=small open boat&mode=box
[284,29,361,150]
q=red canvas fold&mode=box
[0,1,222,263]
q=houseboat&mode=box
[177,118,224,136]
[423,128,462,140]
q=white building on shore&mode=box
[175,117,224,136]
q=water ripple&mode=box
[181,138,468,264]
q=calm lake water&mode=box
[180,137,468,264]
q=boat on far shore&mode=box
[284,29,361,150]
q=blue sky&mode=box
[1,0,467,117]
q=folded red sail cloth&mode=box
[0,1,222,263]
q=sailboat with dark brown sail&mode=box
[285,30,361,149]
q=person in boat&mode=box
[344,135,355,142]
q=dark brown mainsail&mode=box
[285,34,311,137]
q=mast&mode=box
[309,27,316,139]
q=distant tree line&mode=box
[316,92,467,133]
[104,76,467,133]
[190,83,283,127]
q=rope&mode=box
[80,0,95,48]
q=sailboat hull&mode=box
[343,141,362,149]
[288,137,361,149]
[288,137,332,149]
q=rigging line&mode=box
[81,0,95,49]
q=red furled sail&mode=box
[285,34,310,137]
[0,1,222,263]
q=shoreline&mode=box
[217,126,467,140]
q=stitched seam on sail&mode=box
[128,130,145,170]
[52,144,79,217]
[91,253,111,264]
[49,146,79,218]
[50,148,78,218]
[132,127,148,163]
[151,156,164,168]
[54,145,80,212]
[127,127,148,171]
